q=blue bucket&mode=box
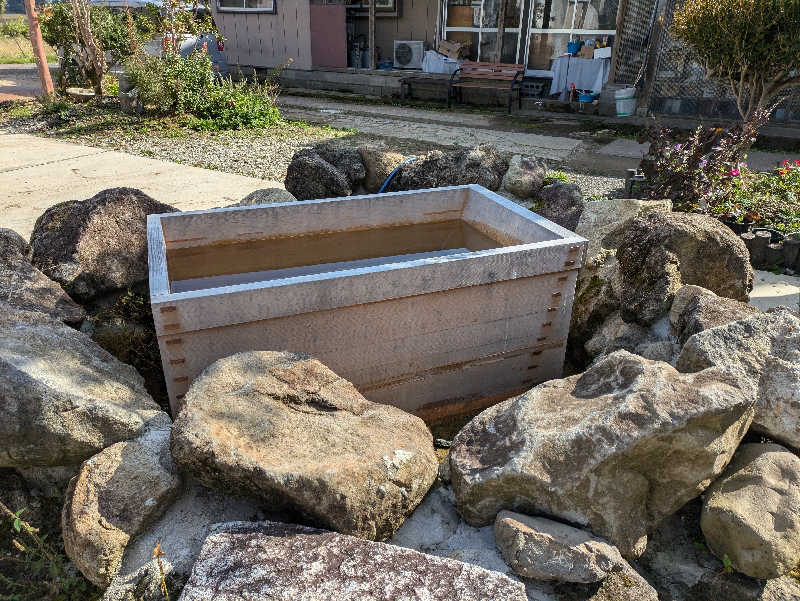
[567,40,583,55]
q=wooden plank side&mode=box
[160,274,576,413]
[151,243,581,334]
[166,282,572,390]
[369,345,567,415]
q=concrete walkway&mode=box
[0,133,278,239]
[0,63,57,102]
[278,95,582,161]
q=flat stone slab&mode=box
[597,139,651,159]
[178,521,528,601]
[0,133,281,239]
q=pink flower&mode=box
[729,168,740,177]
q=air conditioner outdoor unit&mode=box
[393,40,424,69]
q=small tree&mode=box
[672,0,800,121]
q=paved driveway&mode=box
[0,132,280,239]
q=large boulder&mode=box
[386,145,509,192]
[231,188,297,207]
[359,146,405,193]
[617,212,753,326]
[502,155,547,198]
[284,149,351,200]
[178,521,528,601]
[0,305,164,470]
[536,182,584,231]
[61,415,182,587]
[316,145,366,188]
[700,443,800,580]
[0,228,85,325]
[568,198,672,365]
[676,308,800,449]
[494,511,625,582]
[449,350,754,558]
[29,188,177,303]
[171,351,438,540]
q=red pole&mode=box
[23,0,55,98]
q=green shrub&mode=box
[188,78,281,130]
[125,49,281,130]
[0,17,28,39]
[672,0,800,120]
[125,50,215,114]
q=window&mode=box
[217,0,276,12]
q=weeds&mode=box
[545,170,571,184]
[0,500,101,601]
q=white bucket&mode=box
[615,88,637,116]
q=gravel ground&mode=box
[0,99,625,197]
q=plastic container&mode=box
[615,87,637,116]
[578,92,596,102]
[567,40,583,55]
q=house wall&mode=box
[212,1,313,70]
[352,0,439,62]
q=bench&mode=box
[399,75,450,100]
[448,62,524,114]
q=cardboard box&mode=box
[438,39,464,59]
[578,45,595,59]
[594,46,612,59]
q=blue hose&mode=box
[379,156,417,193]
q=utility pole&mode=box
[23,0,54,97]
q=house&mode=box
[210,0,800,124]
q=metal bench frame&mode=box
[448,61,524,114]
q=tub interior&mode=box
[159,187,563,294]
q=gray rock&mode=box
[101,558,175,601]
[494,511,625,582]
[635,340,679,363]
[29,188,177,303]
[575,198,673,265]
[536,182,584,231]
[178,521,529,601]
[170,351,438,540]
[688,571,800,601]
[284,149,351,200]
[61,416,182,586]
[316,145,366,186]
[112,481,271,591]
[638,497,800,601]
[0,305,163,470]
[449,350,754,558]
[231,188,297,207]
[0,228,31,260]
[359,146,405,193]
[617,212,753,326]
[671,286,759,345]
[0,229,85,325]
[386,145,509,192]
[669,285,716,332]
[676,308,800,448]
[584,311,656,359]
[701,443,800,579]
[554,565,660,601]
[503,155,547,198]
[568,198,671,364]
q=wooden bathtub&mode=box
[147,185,587,419]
